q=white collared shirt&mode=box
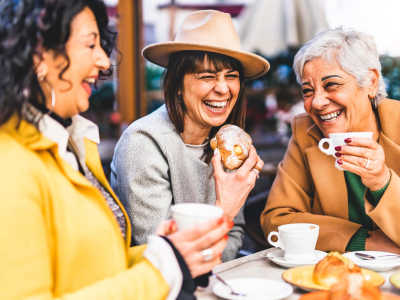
[24,103,99,170]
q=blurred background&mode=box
[92,0,400,252]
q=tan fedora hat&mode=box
[142,10,270,80]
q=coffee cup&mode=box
[171,203,223,230]
[267,223,319,262]
[318,132,373,170]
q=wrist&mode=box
[370,168,391,191]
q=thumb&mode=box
[212,148,224,175]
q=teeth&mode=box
[84,78,96,84]
[320,111,341,121]
[204,101,227,108]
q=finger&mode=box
[237,146,258,175]
[179,216,229,242]
[192,219,233,250]
[337,159,363,176]
[212,148,225,176]
[156,219,177,236]
[192,238,228,276]
[254,157,264,172]
[340,152,379,173]
[344,137,379,150]
[337,145,375,159]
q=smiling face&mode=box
[38,7,110,118]
[180,56,241,140]
[301,56,378,137]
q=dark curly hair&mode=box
[0,0,116,126]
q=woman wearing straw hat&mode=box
[111,10,269,261]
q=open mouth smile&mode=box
[319,110,343,121]
[204,100,228,109]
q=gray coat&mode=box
[110,105,244,261]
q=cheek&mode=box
[303,98,312,112]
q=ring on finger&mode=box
[201,248,214,262]
[365,158,371,169]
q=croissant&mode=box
[210,124,252,170]
[313,252,362,289]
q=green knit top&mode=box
[345,171,390,251]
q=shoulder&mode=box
[378,99,400,144]
[0,129,48,202]
[124,105,176,136]
[290,113,320,148]
[114,105,181,156]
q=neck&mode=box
[180,116,211,145]
[356,109,380,141]
[30,101,72,128]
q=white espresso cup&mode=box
[267,223,319,262]
[318,132,373,170]
[171,203,223,230]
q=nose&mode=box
[214,78,229,94]
[95,47,111,71]
[312,92,330,110]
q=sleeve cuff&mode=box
[346,227,369,251]
[144,235,183,300]
[367,171,391,205]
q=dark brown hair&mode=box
[163,50,247,163]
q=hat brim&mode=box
[142,41,270,80]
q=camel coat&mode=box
[0,115,169,300]
[261,99,400,252]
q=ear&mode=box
[367,69,379,98]
[33,54,48,82]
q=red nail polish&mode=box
[344,138,352,143]
[335,146,341,151]
[228,220,234,228]
[337,159,343,165]
[335,152,341,157]
[224,235,229,240]
[217,217,224,225]
[169,220,176,232]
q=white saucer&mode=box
[344,251,400,272]
[267,248,327,268]
[212,277,293,300]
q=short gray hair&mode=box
[293,28,387,103]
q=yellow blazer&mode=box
[261,99,400,252]
[0,116,169,299]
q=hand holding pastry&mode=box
[212,145,263,219]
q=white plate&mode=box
[344,251,400,272]
[266,248,327,268]
[212,277,293,300]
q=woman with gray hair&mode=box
[261,28,400,254]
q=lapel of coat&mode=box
[84,138,132,247]
[378,100,400,175]
[9,117,93,188]
[304,126,348,219]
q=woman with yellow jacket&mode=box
[262,28,400,254]
[0,1,232,299]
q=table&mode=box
[196,248,400,299]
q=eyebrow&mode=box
[321,75,342,81]
[82,32,98,39]
[196,69,237,74]
[302,74,343,86]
